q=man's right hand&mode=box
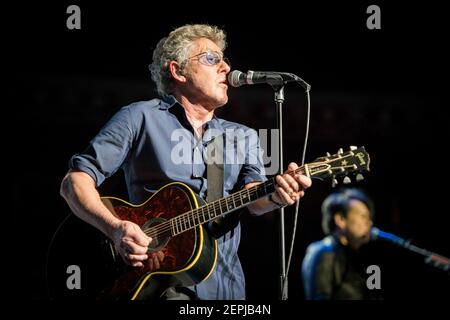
[111,220,152,267]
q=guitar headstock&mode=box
[308,146,370,187]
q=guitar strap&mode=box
[206,134,241,239]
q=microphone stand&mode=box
[228,70,311,300]
[272,84,288,300]
[395,240,450,273]
[257,72,309,300]
[372,228,450,273]
[409,244,450,273]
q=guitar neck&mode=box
[171,166,308,236]
[166,146,370,236]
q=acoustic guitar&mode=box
[46,146,370,300]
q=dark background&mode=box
[10,1,449,301]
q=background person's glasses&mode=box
[188,50,230,67]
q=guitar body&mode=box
[47,182,217,300]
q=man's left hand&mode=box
[272,162,312,206]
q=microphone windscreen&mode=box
[227,70,244,87]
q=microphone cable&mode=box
[282,82,311,299]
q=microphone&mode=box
[227,70,311,91]
[370,227,408,247]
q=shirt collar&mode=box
[161,95,225,140]
[159,95,179,110]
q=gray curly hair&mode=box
[149,24,227,97]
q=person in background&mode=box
[302,188,378,300]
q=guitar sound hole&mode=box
[142,218,171,253]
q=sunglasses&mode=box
[188,50,230,67]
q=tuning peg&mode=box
[350,146,357,150]
[326,152,331,157]
[332,178,338,188]
[356,174,364,181]
[337,148,343,155]
[343,176,352,184]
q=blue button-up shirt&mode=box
[69,96,267,300]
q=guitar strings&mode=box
[142,165,315,238]
[142,161,357,239]
[143,176,279,238]
[141,167,308,239]
[143,187,270,239]
[142,179,275,238]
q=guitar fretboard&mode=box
[170,166,307,236]
[145,146,369,239]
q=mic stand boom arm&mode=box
[374,228,450,273]
[405,242,450,273]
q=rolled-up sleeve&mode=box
[69,106,134,186]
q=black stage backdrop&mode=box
[10,1,449,302]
